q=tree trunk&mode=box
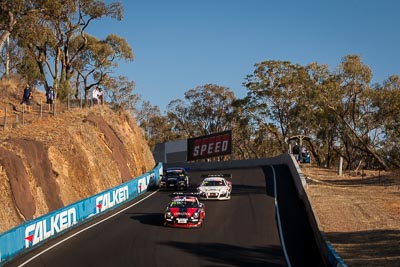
[340,112,390,170]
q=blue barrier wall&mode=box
[0,163,163,266]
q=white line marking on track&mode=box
[271,165,292,267]
[17,190,159,267]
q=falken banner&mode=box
[0,163,163,266]
[187,130,232,161]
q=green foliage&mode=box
[135,55,399,168]
[166,84,235,138]
[104,75,138,112]
[1,0,128,104]
[1,0,399,169]
[239,55,397,170]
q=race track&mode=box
[7,166,325,267]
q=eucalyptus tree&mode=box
[166,98,193,138]
[304,63,342,167]
[135,100,161,139]
[14,0,124,97]
[103,75,139,112]
[231,96,283,159]
[320,55,389,170]
[0,0,27,53]
[0,0,43,78]
[73,34,133,102]
[231,97,259,159]
[371,75,400,168]
[244,60,312,142]
[243,60,324,160]
[135,101,179,149]
[166,84,235,138]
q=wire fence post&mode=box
[53,94,57,115]
[80,90,83,109]
[3,107,7,130]
[338,157,343,176]
[40,98,43,119]
[22,105,25,125]
[67,93,70,111]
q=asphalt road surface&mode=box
[7,166,325,267]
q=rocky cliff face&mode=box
[0,107,155,232]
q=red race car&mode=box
[163,194,205,228]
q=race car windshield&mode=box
[166,169,184,175]
[169,201,198,208]
[202,180,225,186]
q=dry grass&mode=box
[2,77,399,265]
[0,77,156,232]
[302,164,400,267]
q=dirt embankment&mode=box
[0,106,155,233]
[302,165,400,267]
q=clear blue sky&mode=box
[89,0,400,112]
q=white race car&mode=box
[197,175,232,200]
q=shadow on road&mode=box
[128,212,164,227]
[230,184,268,196]
[160,241,286,267]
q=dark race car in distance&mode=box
[163,194,205,228]
[159,167,189,190]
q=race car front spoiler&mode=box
[164,218,203,228]
[198,192,230,200]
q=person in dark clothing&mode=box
[46,86,55,111]
[20,84,32,111]
[292,143,300,163]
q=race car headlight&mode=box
[220,190,227,195]
[193,211,200,218]
[166,211,172,218]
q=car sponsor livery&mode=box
[164,195,205,228]
[159,167,189,190]
[24,208,77,248]
[197,174,232,200]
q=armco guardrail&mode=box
[0,162,163,266]
[165,155,347,267]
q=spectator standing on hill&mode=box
[92,87,99,105]
[46,86,55,111]
[292,142,300,163]
[98,87,104,105]
[20,84,32,112]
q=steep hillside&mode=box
[0,78,155,232]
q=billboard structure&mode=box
[187,130,232,161]
[153,140,187,163]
